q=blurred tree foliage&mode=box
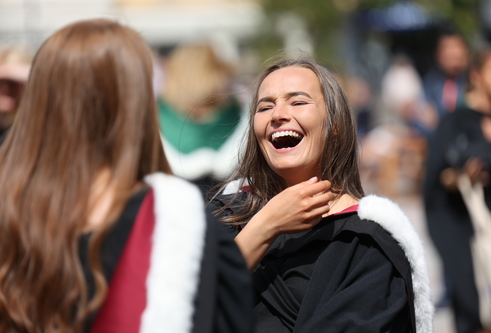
[423,0,479,39]
[252,0,480,66]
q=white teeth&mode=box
[271,131,302,141]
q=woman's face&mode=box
[254,66,327,186]
[476,57,491,101]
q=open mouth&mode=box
[270,131,304,149]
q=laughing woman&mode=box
[212,58,434,333]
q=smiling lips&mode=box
[270,130,304,149]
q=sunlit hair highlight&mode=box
[0,19,169,332]
[214,57,364,224]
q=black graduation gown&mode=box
[212,193,415,333]
[80,188,254,333]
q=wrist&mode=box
[247,212,280,242]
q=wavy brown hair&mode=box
[215,57,364,224]
[0,19,170,332]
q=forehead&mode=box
[258,66,323,97]
[438,36,467,53]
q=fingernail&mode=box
[309,176,317,182]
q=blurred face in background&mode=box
[0,51,31,129]
[436,35,469,78]
[0,79,22,114]
[472,56,491,104]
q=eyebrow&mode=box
[256,91,313,105]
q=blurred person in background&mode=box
[359,54,432,197]
[0,44,31,143]
[334,72,373,139]
[424,47,491,333]
[0,19,253,333]
[157,42,247,196]
[381,54,437,137]
[423,30,469,127]
[212,57,433,333]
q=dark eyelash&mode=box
[257,106,271,112]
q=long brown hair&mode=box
[0,19,170,332]
[215,57,364,224]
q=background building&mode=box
[0,0,262,62]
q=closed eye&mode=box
[256,105,273,112]
[292,101,307,106]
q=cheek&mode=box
[310,115,328,143]
[484,74,491,90]
[480,65,491,87]
[253,114,266,141]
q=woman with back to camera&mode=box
[211,57,434,332]
[0,19,253,333]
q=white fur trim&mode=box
[161,111,248,180]
[358,195,434,333]
[140,173,207,333]
[222,178,249,195]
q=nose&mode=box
[271,103,291,123]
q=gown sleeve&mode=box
[293,232,410,333]
[213,220,254,333]
[198,195,253,333]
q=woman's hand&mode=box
[234,177,333,271]
[251,177,333,238]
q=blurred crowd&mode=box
[342,28,491,333]
[346,30,470,199]
[0,28,472,200]
[1,12,491,333]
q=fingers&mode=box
[290,177,331,197]
[286,178,333,215]
[308,190,333,207]
[306,192,332,217]
[309,204,331,219]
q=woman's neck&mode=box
[85,169,144,232]
[85,168,115,232]
[324,193,359,217]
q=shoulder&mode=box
[145,173,202,198]
[439,106,483,129]
[431,107,481,144]
[209,179,250,219]
[357,196,421,251]
[422,69,444,89]
[142,173,253,333]
[140,173,207,332]
[356,195,434,333]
